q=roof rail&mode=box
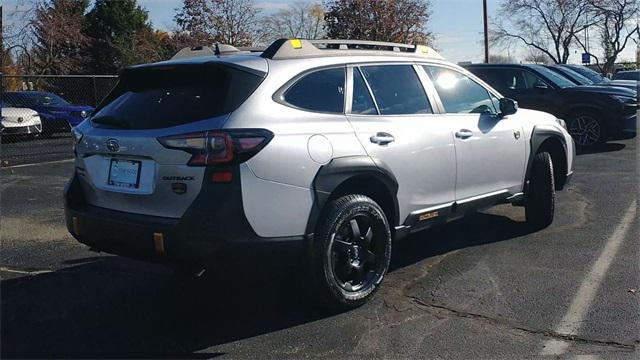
[261,38,443,60]
[171,44,242,60]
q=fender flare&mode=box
[525,125,569,186]
[305,156,399,235]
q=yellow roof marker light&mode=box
[290,39,303,49]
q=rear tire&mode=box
[525,152,555,230]
[311,194,392,309]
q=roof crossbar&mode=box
[261,38,443,60]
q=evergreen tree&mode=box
[84,0,154,74]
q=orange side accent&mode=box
[153,233,165,253]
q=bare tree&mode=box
[574,0,639,74]
[488,54,516,64]
[523,51,551,64]
[174,0,262,46]
[492,0,594,64]
[31,0,89,75]
[263,2,325,42]
[2,0,38,73]
[174,0,217,46]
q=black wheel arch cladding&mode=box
[526,127,569,190]
[306,156,400,235]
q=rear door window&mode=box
[283,68,345,113]
[351,68,377,115]
[92,64,264,130]
[359,65,432,115]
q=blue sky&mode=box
[3,0,637,64]
[138,0,636,63]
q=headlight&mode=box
[556,118,567,130]
[80,110,89,118]
[611,95,637,105]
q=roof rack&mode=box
[261,39,443,60]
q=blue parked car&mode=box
[3,91,94,136]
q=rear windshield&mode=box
[92,64,264,129]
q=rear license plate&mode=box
[108,159,141,189]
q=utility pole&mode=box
[483,0,489,63]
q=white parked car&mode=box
[1,101,43,138]
[66,39,575,309]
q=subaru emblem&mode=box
[106,138,120,152]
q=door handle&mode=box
[370,132,395,145]
[455,129,473,139]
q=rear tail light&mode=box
[158,129,273,166]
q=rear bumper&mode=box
[64,167,306,266]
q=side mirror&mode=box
[534,82,549,90]
[499,98,518,117]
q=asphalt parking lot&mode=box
[1,137,638,358]
[1,134,74,167]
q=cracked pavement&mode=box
[1,137,638,358]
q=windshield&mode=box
[529,65,576,89]
[553,67,594,85]
[565,65,606,83]
[9,92,70,107]
[92,63,264,130]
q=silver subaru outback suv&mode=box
[65,39,575,308]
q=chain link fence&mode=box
[1,75,118,166]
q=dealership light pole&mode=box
[483,0,489,63]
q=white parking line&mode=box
[541,201,637,355]
[1,158,74,169]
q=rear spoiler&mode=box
[171,44,265,60]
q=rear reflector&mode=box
[153,233,165,253]
[72,216,81,235]
[211,171,233,183]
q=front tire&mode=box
[525,152,555,230]
[311,194,392,309]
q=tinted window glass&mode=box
[614,71,640,80]
[351,68,377,115]
[565,65,605,83]
[529,65,574,88]
[284,68,345,113]
[6,92,70,107]
[470,68,528,93]
[424,66,496,114]
[360,65,432,115]
[522,70,547,88]
[551,67,593,85]
[93,64,263,130]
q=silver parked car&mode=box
[65,39,575,308]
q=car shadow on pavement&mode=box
[1,212,533,359]
[576,142,626,156]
